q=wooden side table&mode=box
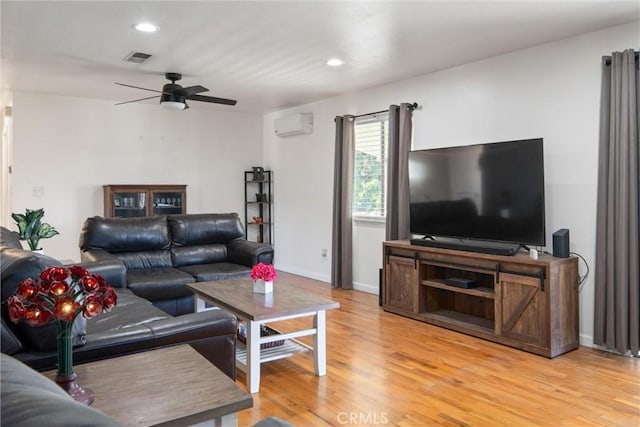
[44,345,252,426]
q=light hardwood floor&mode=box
[236,272,639,427]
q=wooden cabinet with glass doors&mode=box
[103,185,187,218]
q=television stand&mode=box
[382,240,579,358]
[410,236,520,256]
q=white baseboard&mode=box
[276,264,379,294]
[353,281,379,295]
[580,333,594,348]
[276,264,331,284]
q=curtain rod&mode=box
[603,51,639,65]
[353,102,418,119]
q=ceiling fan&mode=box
[116,72,237,109]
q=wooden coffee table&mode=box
[44,345,253,426]
[188,279,340,393]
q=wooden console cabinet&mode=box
[382,240,579,358]
[103,185,186,218]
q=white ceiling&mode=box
[2,1,638,113]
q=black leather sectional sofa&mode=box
[79,213,274,316]
[0,226,237,378]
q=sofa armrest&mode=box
[227,239,274,267]
[0,226,23,249]
[77,261,127,288]
[78,249,126,288]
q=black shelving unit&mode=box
[244,170,272,244]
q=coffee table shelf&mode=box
[236,338,311,365]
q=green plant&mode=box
[11,208,59,251]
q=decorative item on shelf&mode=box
[250,262,277,294]
[255,193,268,202]
[11,208,59,251]
[252,216,263,224]
[251,166,265,181]
[7,266,118,405]
[237,322,284,349]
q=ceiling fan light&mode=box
[160,91,186,110]
[161,101,186,110]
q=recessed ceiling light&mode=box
[327,58,345,67]
[133,22,159,33]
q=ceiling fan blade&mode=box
[174,85,208,96]
[185,94,237,106]
[115,95,161,105]
[115,82,162,93]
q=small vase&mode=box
[253,279,273,294]
[55,321,94,405]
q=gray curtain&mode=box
[594,49,639,356]
[386,103,414,241]
[331,115,355,289]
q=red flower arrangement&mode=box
[8,266,117,327]
[7,266,117,404]
[250,263,277,282]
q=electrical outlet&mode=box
[32,186,44,197]
[321,249,328,258]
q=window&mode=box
[352,114,388,218]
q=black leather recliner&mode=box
[0,227,237,378]
[79,213,274,316]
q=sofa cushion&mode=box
[85,289,168,338]
[115,249,173,269]
[127,267,195,300]
[171,244,227,267]
[80,289,237,378]
[11,289,234,377]
[0,248,87,351]
[168,213,245,246]
[178,262,251,282]
[79,216,170,253]
[1,354,119,427]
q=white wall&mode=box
[10,92,263,260]
[263,21,639,346]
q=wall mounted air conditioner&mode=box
[274,113,313,137]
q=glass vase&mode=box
[253,279,273,294]
[55,320,95,405]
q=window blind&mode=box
[353,115,388,217]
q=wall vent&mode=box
[123,51,152,63]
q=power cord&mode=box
[570,251,590,292]
[536,248,589,292]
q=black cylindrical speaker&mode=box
[553,229,570,258]
[379,268,383,306]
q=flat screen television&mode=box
[408,138,545,255]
